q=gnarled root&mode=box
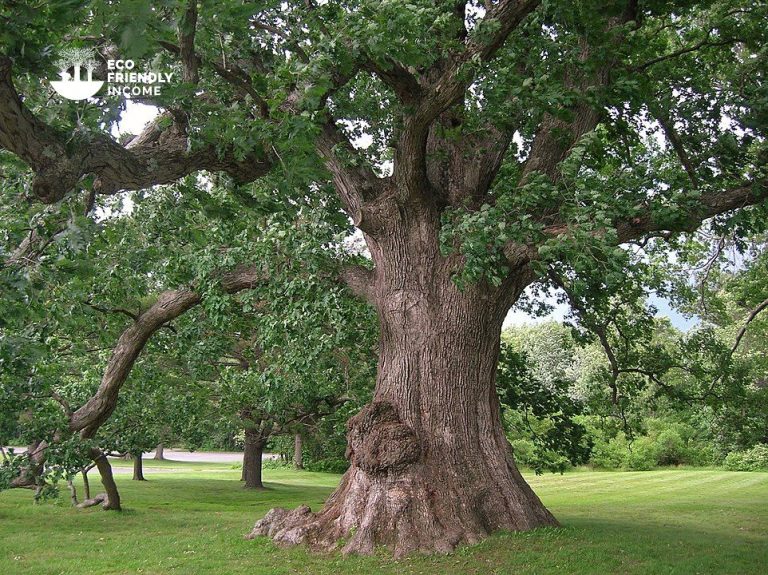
[76,493,109,508]
[246,401,557,557]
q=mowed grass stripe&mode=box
[1,467,766,575]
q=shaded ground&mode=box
[1,466,766,574]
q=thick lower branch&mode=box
[339,265,374,303]
[0,56,271,204]
[70,264,265,437]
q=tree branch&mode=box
[394,0,540,199]
[731,297,768,356]
[178,1,199,84]
[632,35,736,72]
[315,121,387,231]
[70,264,266,438]
[649,103,701,189]
[0,56,272,204]
[363,59,422,104]
[340,264,374,304]
[614,180,768,245]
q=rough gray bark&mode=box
[132,452,146,481]
[293,432,303,470]
[154,443,165,460]
[246,5,636,556]
[82,468,91,500]
[87,448,121,510]
[247,209,556,556]
[243,427,267,489]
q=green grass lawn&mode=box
[1,463,766,575]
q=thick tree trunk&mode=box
[243,428,265,489]
[89,448,121,510]
[248,212,557,555]
[293,432,303,470]
[132,452,146,481]
[154,443,165,460]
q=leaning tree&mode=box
[1,0,767,556]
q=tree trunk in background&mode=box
[154,443,165,460]
[249,207,556,555]
[132,452,146,481]
[89,447,121,510]
[293,432,303,470]
[82,469,91,500]
[243,427,266,489]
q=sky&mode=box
[501,286,697,331]
[115,102,699,332]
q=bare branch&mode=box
[83,300,139,321]
[731,297,768,356]
[649,103,700,189]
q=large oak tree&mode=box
[1,0,767,556]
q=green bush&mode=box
[304,457,349,474]
[585,417,719,471]
[624,436,660,471]
[654,429,688,466]
[589,434,628,469]
[724,445,768,471]
[511,438,571,474]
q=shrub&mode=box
[304,457,349,474]
[654,429,688,466]
[589,434,627,469]
[724,444,768,471]
[511,438,571,474]
[624,436,660,471]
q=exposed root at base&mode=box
[76,493,120,510]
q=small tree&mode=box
[54,47,93,82]
[83,54,97,82]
